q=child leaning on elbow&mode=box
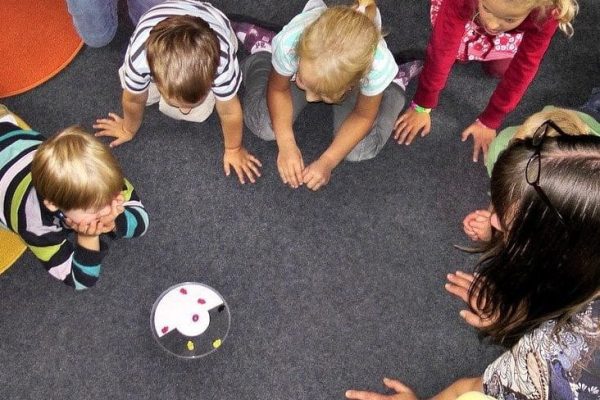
[0,109,148,289]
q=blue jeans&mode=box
[66,0,164,47]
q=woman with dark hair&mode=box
[346,121,600,400]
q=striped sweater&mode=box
[0,122,149,289]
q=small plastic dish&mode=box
[150,282,231,359]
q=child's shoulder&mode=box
[272,6,325,59]
[280,5,326,38]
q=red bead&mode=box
[192,314,199,322]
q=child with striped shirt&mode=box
[0,106,148,290]
[94,0,261,184]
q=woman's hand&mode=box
[463,210,493,241]
[445,271,497,329]
[346,378,419,400]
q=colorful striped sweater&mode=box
[0,122,149,289]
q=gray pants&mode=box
[241,52,406,162]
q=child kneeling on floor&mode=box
[95,0,261,184]
[0,106,149,290]
[234,0,420,191]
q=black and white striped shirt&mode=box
[121,0,241,101]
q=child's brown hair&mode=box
[31,126,124,211]
[295,0,381,103]
[146,15,220,104]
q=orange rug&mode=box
[1,0,84,98]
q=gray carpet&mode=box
[1,1,599,399]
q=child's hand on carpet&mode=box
[94,113,135,148]
[277,143,305,189]
[461,120,496,163]
[223,146,262,184]
[302,157,333,191]
[394,108,431,145]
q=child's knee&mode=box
[345,146,378,162]
[243,111,276,141]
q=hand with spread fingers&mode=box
[393,108,431,145]
[94,113,136,148]
[461,120,496,163]
[223,146,262,184]
[445,270,497,329]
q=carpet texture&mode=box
[0,1,599,399]
[0,0,83,98]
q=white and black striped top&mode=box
[121,0,241,101]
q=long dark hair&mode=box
[472,135,600,345]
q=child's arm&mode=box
[394,0,469,145]
[19,224,109,290]
[94,89,148,148]
[214,95,262,184]
[463,17,559,162]
[477,18,559,134]
[346,377,483,400]
[267,69,304,189]
[302,93,383,191]
[111,179,149,239]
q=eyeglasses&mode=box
[525,120,567,225]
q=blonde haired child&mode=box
[234,0,420,191]
[464,88,600,241]
[0,106,148,289]
[394,0,578,163]
[94,0,262,185]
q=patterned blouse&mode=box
[483,300,600,400]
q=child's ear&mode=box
[490,213,503,232]
[43,199,59,212]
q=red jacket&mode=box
[413,0,559,129]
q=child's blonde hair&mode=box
[31,126,124,211]
[295,0,381,103]
[519,0,578,36]
[514,107,590,140]
[146,15,220,104]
